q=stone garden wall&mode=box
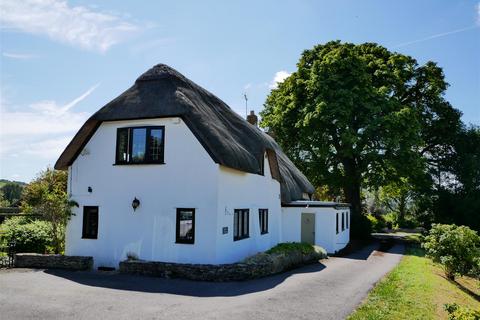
[15,253,93,271]
[119,247,326,281]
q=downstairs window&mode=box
[234,209,249,241]
[176,208,195,244]
[82,206,98,239]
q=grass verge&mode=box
[348,246,479,320]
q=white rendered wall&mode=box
[66,117,220,268]
[281,207,350,254]
[215,153,282,264]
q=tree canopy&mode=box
[261,41,463,236]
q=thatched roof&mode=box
[55,64,314,202]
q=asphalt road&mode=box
[0,243,404,320]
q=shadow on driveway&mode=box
[44,261,327,297]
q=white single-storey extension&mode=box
[55,64,350,269]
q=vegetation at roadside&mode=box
[422,224,479,281]
[0,217,54,253]
[348,246,480,320]
[0,168,77,254]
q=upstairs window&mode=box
[346,212,349,229]
[234,209,249,241]
[259,209,268,234]
[116,126,165,164]
[342,212,345,231]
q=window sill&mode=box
[113,162,165,166]
[175,240,194,245]
[260,232,268,235]
[233,236,250,242]
[81,237,97,240]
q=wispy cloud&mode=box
[269,70,291,89]
[393,25,479,48]
[0,84,97,161]
[476,2,480,25]
[2,52,37,59]
[0,0,140,53]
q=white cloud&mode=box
[2,52,37,59]
[0,0,140,53]
[0,84,97,161]
[269,70,291,89]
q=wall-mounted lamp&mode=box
[87,186,92,193]
[132,197,140,211]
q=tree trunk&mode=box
[342,158,366,238]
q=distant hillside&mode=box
[0,179,26,188]
[0,180,26,207]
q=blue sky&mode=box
[1,0,479,183]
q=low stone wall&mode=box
[15,253,93,271]
[120,250,326,281]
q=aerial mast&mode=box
[243,93,248,118]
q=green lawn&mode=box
[348,246,480,320]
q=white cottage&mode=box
[55,64,350,269]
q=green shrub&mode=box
[244,242,327,266]
[444,303,480,320]
[366,214,386,232]
[422,224,480,280]
[266,242,327,259]
[0,217,53,253]
[267,242,315,255]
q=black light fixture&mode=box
[132,197,140,211]
[87,186,92,193]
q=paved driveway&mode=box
[0,243,404,320]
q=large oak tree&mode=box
[261,41,462,237]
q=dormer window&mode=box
[115,126,165,164]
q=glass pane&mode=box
[179,210,193,240]
[131,128,146,162]
[243,211,248,237]
[116,129,129,162]
[234,211,239,238]
[149,129,163,161]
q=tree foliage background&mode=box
[261,41,478,236]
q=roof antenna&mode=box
[243,93,248,118]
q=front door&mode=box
[301,213,315,244]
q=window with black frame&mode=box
[259,209,268,234]
[342,212,345,231]
[176,208,195,244]
[336,213,339,234]
[116,126,164,164]
[82,206,98,239]
[234,209,249,241]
